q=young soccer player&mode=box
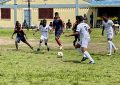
[102,14,118,56]
[66,16,95,64]
[72,21,80,47]
[53,12,64,50]
[33,19,52,51]
[11,22,33,50]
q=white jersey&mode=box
[76,22,90,39]
[102,20,114,35]
[39,25,52,38]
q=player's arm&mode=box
[66,31,79,37]
[33,27,39,35]
[112,24,117,35]
[66,25,80,37]
[11,31,16,39]
[88,28,92,34]
[102,26,105,36]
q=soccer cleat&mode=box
[107,53,111,56]
[59,46,63,50]
[89,61,95,64]
[81,57,88,62]
[114,48,118,53]
[47,47,50,51]
[37,48,40,51]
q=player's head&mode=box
[43,19,47,27]
[102,14,109,22]
[55,12,59,18]
[76,16,84,23]
[15,21,20,27]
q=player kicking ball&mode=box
[33,19,52,52]
[102,14,118,56]
[66,16,95,64]
[11,22,33,50]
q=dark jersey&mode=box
[14,30,25,37]
[72,23,78,33]
[53,19,63,31]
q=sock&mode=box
[110,41,117,50]
[108,41,112,54]
[38,42,41,49]
[77,48,87,58]
[84,51,94,62]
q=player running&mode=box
[102,14,118,56]
[66,16,95,64]
[33,19,52,51]
[53,12,64,50]
[11,22,33,50]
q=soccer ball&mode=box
[57,51,63,57]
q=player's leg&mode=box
[44,39,50,51]
[15,41,18,50]
[15,37,20,50]
[107,34,117,55]
[73,35,77,46]
[75,42,88,62]
[80,38,94,64]
[37,39,43,51]
[55,31,62,50]
[22,38,33,50]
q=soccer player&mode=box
[72,21,80,47]
[102,14,118,56]
[11,22,33,50]
[66,16,95,64]
[33,19,52,51]
[53,12,64,50]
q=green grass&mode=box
[0,28,120,85]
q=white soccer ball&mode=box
[57,51,63,57]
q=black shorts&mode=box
[55,30,62,37]
[16,36,26,43]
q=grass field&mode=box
[0,28,120,85]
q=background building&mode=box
[0,0,120,28]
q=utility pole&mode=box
[28,0,31,28]
[75,0,79,16]
[14,0,17,25]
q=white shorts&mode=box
[106,33,113,39]
[79,38,90,48]
[40,35,48,43]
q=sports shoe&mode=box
[89,61,95,64]
[81,57,88,62]
[59,46,63,50]
[37,48,40,51]
[114,48,118,53]
[47,47,50,51]
[107,53,111,56]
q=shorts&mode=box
[16,36,26,43]
[55,30,62,37]
[40,35,48,43]
[78,38,90,48]
[106,33,113,39]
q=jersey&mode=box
[39,25,52,38]
[14,30,25,38]
[102,20,114,35]
[76,23,90,40]
[53,19,63,31]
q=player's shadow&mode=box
[62,60,85,64]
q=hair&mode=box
[102,14,108,18]
[55,12,59,15]
[76,16,84,22]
